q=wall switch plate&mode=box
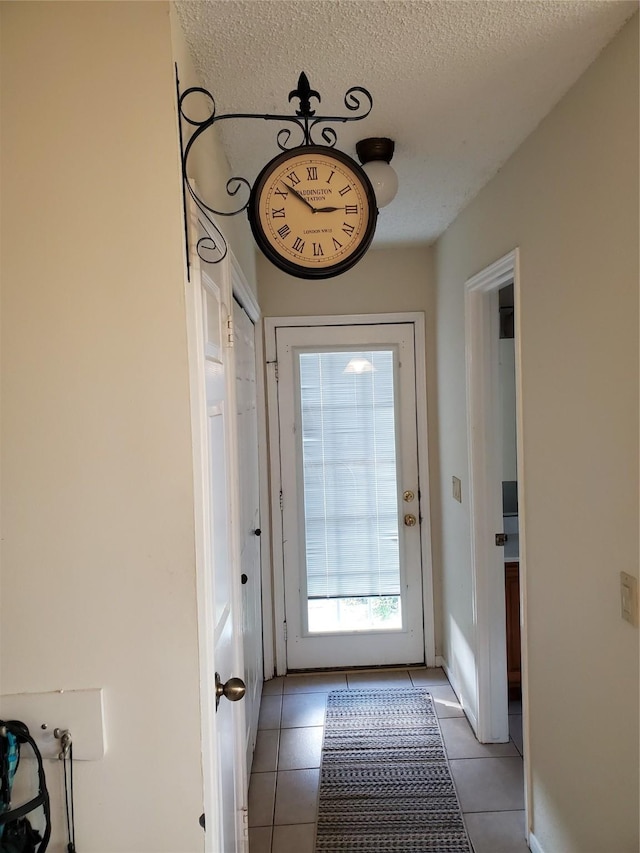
[620,572,638,627]
[452,476,462,503]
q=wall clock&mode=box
[248,145,378,280]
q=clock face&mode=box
[248,146,377,279]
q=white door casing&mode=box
[233,298,264,772]
[185,203,248,853]
[268,316,435,671]
[464,249,530,825]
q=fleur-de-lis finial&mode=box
[289,72,321,117]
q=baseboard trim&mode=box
[436,656,479,733]
[528,831,544,853]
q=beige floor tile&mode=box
[283,673,347,693]
[464,810,530,853]
[510,714,524,755]
[408,667,451,686]
[274,768,320,825]
[281,692,327,728]
[429,684,465,718]
[248,825,272,853]
[450,757,525,813]
[346,669,412,688]
[248,771,277,827]
[262,677,285,696]
[252,729,280,773]
[272,822,316,853]
[278,726,323,770]
[258,695,283,730]
[440,717,519,759]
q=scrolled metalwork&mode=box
[308,123,338,148]
[176,68,374,273]
[196,218,227,266]
[276,123,307,152]
[344,85,373,117]
[179,86,217,127]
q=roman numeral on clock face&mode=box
[345,205,358,215]
[312,243,324,257]
[286,171,301,186]
[292,236,305,253]
[306,167,318,181]
[274,188,288,200]
[277,224,291,239]
[271,208,285,218]
[332,237,343,251]
[338,185,352,197]
[342,222,355,237]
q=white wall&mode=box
[170,4,258,294]
[0,3,234,850]
[434,14,638,852]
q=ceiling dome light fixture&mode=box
[356,137,398,208]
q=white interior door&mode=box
[233,299,263,773]
[276,323,425,669]
[186,219,247,852]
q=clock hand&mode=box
[282,181,317,212]
[313,206,345,213]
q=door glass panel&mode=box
[298,349,402,633]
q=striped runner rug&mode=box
[314,689,472,852]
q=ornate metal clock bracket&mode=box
[176,68,373,276]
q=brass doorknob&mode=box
[215,672,246,709]
[404,514,417,527]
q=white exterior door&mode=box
[233,299,263,773]
[185,214,248,852]
[276,323,425,669]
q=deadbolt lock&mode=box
[403,490,415,503]
[404,514,417,527]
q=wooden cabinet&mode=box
[505,561,521,699]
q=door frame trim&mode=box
[228,254,275,682]
[184,195,249,851]
[264,312,436,675]
[464,248,530,824]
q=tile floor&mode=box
[248,668,528,853]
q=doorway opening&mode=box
[265,313,436,675]
[464,248,529,825]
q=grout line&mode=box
[462,808,527,814]
[448,755,525,761]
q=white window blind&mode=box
[298,350,401,599]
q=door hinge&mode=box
[226,315,234,347]
[274,361,279,381]
[283,621,288,641]
[279,490,283,511]
[241,807,249,839]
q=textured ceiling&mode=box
[176,0,636,245]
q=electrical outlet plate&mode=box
[452,476,462,503]
[620,572,638,627]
